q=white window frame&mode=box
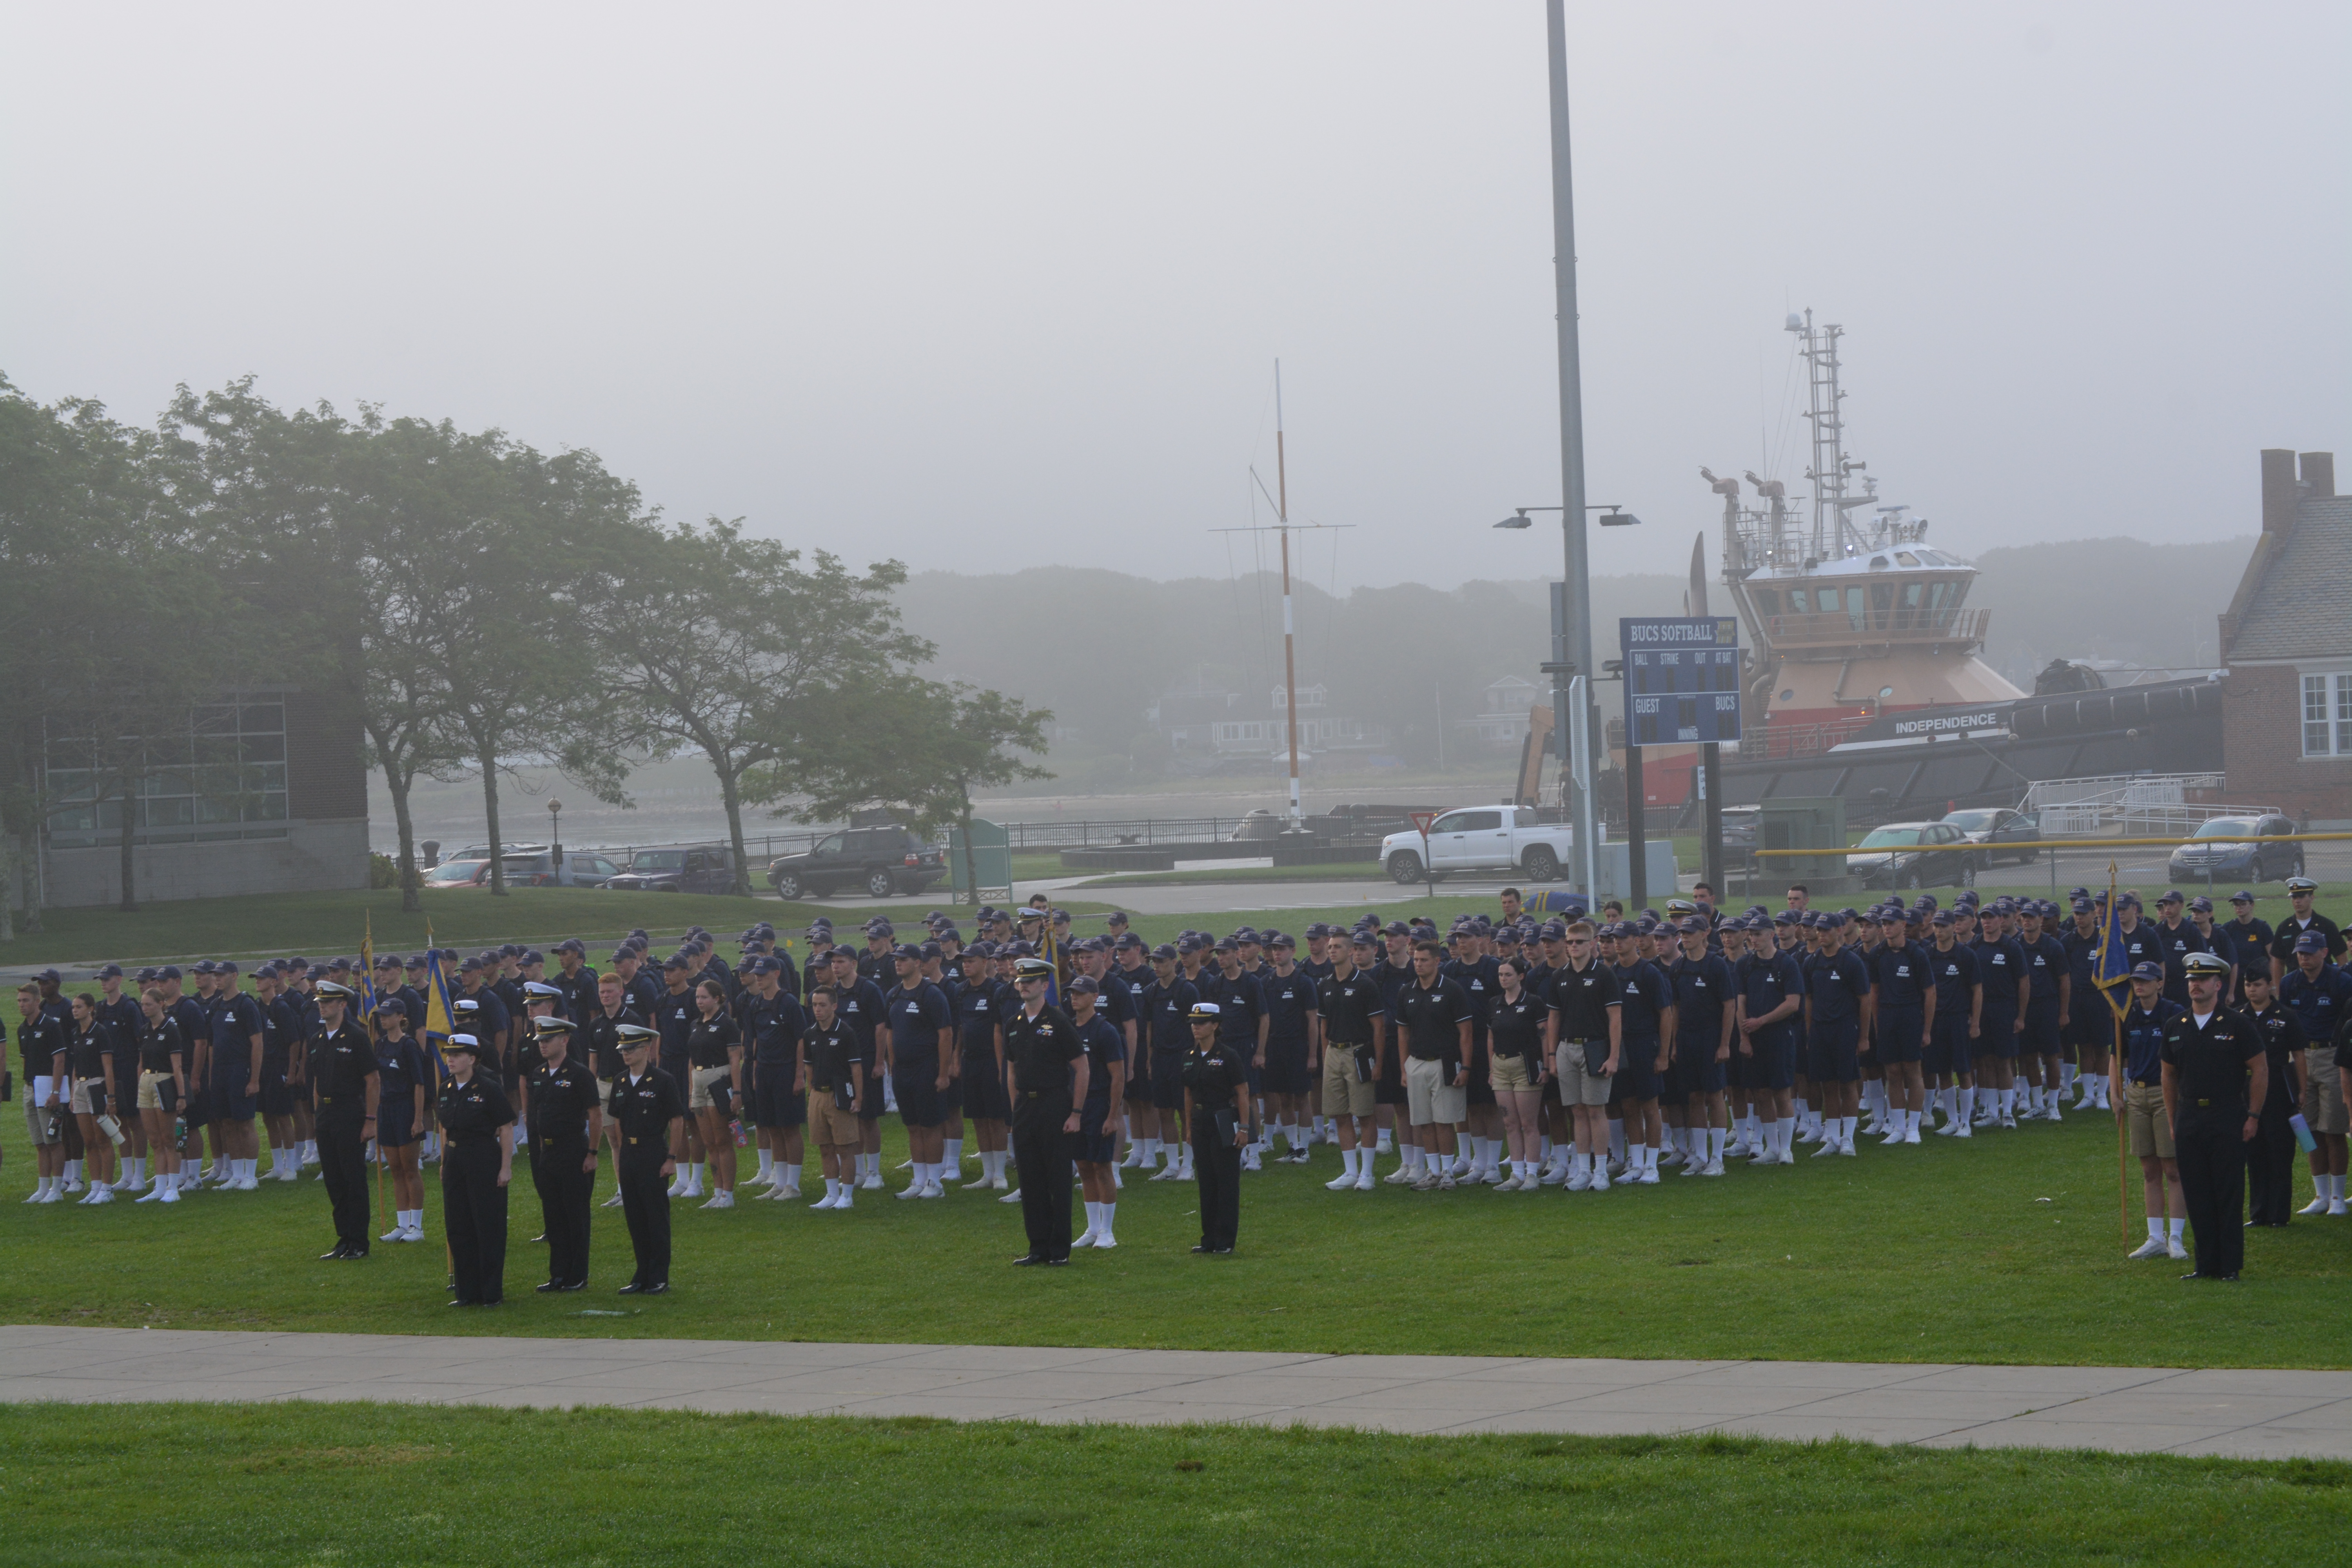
[2303,669,2352,758]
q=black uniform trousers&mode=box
[2246,1106,2297,1226]
[318,1116,371,1254]
[1192,1130,1241,1251]
[1011,1089,1074,1261]
[534,1136,593,1286]
[442,1136,509,1304]
[2175,1118,2247,1277]
[618,1153,671,1288]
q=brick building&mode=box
[2217,449,2352,824]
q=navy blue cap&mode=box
[1114,933,1144,950]
[1067,974,1099,995]
[1149,943,1180,962]
[2296,931,2329,953]
[1930,911,1954,927]
[1105,910,1130,926]
[2229,889,2255,904]
[2071,897,2093,913]
[96,963,123,979]
[521,949,544,966]
[2129,961,2163,981]
[554,938,585,955]
[892,943,922,962]
[661,955,690,971]
[1348,931,1376,948]
[2158,889,2183,905]
[2188,895,2213,913]
[827,946,857,963]
[918,941,942,960]
[135,967,159,984]
[157,965,182,981]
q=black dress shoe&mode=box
[345,1249,367,1260]
[535,1281,562,1293]
[1209,1246,1234,1255]
[448,1298,480,1308]
[558,1281,587,1292]
[1191,1243,1211,1254]
[1012,1254,1042,1266]
[2218,1272,2241,1281]
[320,1245,352,1261]
[1043,1256,1069,1266]
[617,1282,646,1296]
[639,1282,668,1295]
[531,1233,547,1243]
[2180,1271,2209,1281]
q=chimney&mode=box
[2261,448,2300,532]
[2300,451,2336,499]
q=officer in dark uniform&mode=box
[607,1024,682,1293]
[2161,951,2267,1281]
[307,982,379,1259]
[1002,955,1085,1266]
[527,1018,602,1292]
[437,1034,517,1307]
[2240,968,2307,1227]
[1183,1002,1250,1254]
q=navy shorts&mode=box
[1076,1105,1117,1164]
[1982,1017,2023,1060]
[893,1066,943,1129]
[1674,1042,1725,1097]
[2022,1013,2062,1057]
[962,1047,1010,1120]
[1749,1033,1795,1092]
[1150,1050,1187,1111]
[1808,1021,1861,1084]
[860,1064,885,1123]
[1924,1025,1970,1078]
[751,1068,805,1129]
[211,1069,256,1122]
[257,1065,295,1118]
[1876,1008,1924,1066]
[1262,1039,1312,1097]
[378,1105,419,1149]
[1464,1040,1495,1107]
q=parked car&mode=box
[2167,814,2305,885]
[489,849,626,888]
[1380,805,1575,885]
[1938,806,2042,866]
[1845,820,1975,890]
[1719,805,1760,855]
[767,828,947,900]
[602,844,738,894]
[419,857,492,889]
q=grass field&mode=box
[1078,861,1388,887]
[5,1091,2348,1368]
[4,1402,2347,1566]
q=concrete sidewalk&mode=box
[3,1326,2348,1459]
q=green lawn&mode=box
[1078,861,1388,888]
[5,1093,2348,1367]
[3,1403,2345,1566]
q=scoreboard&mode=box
[1620,617,1742,746]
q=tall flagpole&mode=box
[1545,0,1598,896]
[1276,363,1303,833]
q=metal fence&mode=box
[2020,773,2272,837]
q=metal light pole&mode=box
[1544,0,1596,899]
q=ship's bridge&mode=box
[1741,547,1987,653]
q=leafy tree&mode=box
[578,520,930,895]
[765,679,1053,906]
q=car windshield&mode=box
[630,851,686,871]
[424,859,486,883]
[1857,828,1922,848]
[2192,818,2256,840]
[1941,810,1998,831]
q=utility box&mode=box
[1757,797,1848,891]
[948,817,1012,904]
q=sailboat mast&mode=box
[1276,361,1302,831]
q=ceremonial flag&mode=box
[1040,922,1063,1009]
[2091,860,2132,1020]
[358,912,377,1019]
[421,926,457,1057]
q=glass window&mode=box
[1785,588,1809,614]
[2307,675,2338,757]
[1752,588,1780,617]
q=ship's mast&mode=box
[1791,310,1845,560]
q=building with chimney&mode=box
[2217,449,2351,824]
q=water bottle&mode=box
[730,1117,748,1148]
[173,1115,187,1145]
[2290,1112,2317,1154]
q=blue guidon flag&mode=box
[2091,862,2133,1019]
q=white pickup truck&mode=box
[1381,805,1576,884]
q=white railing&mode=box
[2022,773,2272,837]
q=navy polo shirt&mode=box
[884,980,953,1067]
[1739,949,1805,1046]
[1261,969,1318,1048]
[1808,949,1872,1029]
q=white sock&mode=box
[756,1149,775,1181]
[822,1177,840,1202]
[1099,1200,1115,1238]
[2147,1216,2164,1242]
[1538,1135,1553,1162]
[1777,1117,1795,1155]
[1708,1127,1726,1164]
[944,1137,963,1169]
[2169,1216,2185,1240]
[1339,1148,1359,1180]
[1838,1115,1857,1145]
[1376,1127,1394,1153]
[1608,1120,1626,1162]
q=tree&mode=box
[764,679,1053,906]
[577,519,931,895]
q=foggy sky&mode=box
[4,2,2345,590]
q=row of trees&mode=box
[0,373,1049,913]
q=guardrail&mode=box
[1747,832,2352,856]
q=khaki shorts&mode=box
[1322,1048,1377,1118]
[137,1071,174,1111]
[1556,1044,1613,1106]
[1405,1055,1466,1127]
[2125,1081,2175,1160]
[811,1094,861,1148]
[1490,1050,1537,1094]
[69,1079,105,1116]
[596,1078,615,1110]
[2305,1054,2347,1136]
[688,1065,731,1112]
[25,1098,60,1147]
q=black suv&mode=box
[768,828,946,899]
[601,844,738,894]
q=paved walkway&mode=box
[3,1326,2347,1459]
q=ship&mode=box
[1617,312,2222,823]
